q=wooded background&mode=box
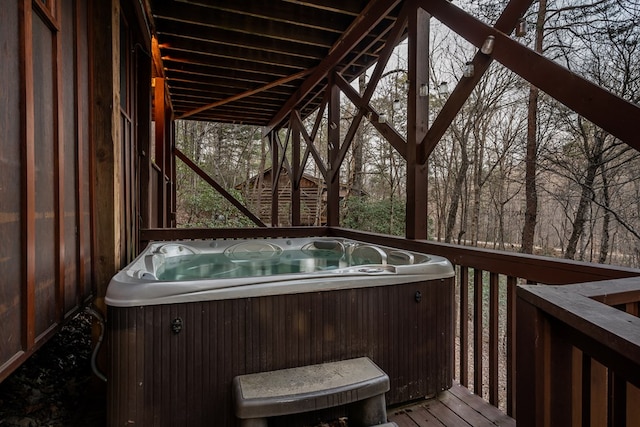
[174,0,640,268]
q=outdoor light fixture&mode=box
[463,61,474,78]
[481,35,495,55]
[437,81,449,96]
[419,83,429,97]
[379,113,387,124]
[516,18,527,37]
[393,99,401,111]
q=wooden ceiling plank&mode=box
[174,0,358,34]
[158,34,317,70]
[165,72,297,96]
[160,51,301,77]
[280,0,368,16]
[153,0,339,48]
[162,63,299,88]
[155,18,329,60]
[178,69,314,119]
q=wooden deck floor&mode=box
[388,383,516,427]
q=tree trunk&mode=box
[598,161,611,263]
[445,139,469,243]
[521,0,546,254]
[565,131,604,259]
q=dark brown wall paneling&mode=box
[0,0,24,367]
[32,9,57,338]
[0,0,94,382]
[76,0,92,300]
[62,0,78,313]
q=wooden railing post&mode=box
[516,287,548,427]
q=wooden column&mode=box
[134,58,152,239]
[516,288,550,426]
[291,115,301,226]
[90,0,120,304]
[270,130,279,226]
[153,77,167,227]
[326,74,341,226]
[406,2,430,239]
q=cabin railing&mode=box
[517,278,640,426]
[139,226,640,421]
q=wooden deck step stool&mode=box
[232,357,396,427]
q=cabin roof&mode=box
[148,0,403,125]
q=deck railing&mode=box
[139,226,640,422]
[517,278,640,426]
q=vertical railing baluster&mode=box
[460,266,469,388]
[474,268,483,397]
[489,272,499,406]
[582,354,592,426]
[506,275,517,417]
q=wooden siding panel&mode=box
[32,11,57,338]
[62,0,78,313]
[76,0,92,298]
[0,0,24,368]
[0,0,94,382]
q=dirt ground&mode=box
[0,312,106,427]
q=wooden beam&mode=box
[418,0,535,163]
[178,69,312,119]
[267,0,403,130]
[326,74,340,226]
[293,110,328,180]
[405,1,429,240]
[291,113,302,226]
[270,131,279,226]
[420,0,640,150]
[329,4,409,182]
[174,148,266,227]
[271,129,292,199]
[335,74,407,159]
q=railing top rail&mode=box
[329,228,640,284]
[518,277,640,387]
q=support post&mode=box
[406,2,429,239]
[270,131,279,227]
[327,74,341,226]
[291,114,301,226]
[153,77,167,227]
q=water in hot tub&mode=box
[156,248,365,281]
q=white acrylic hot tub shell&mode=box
[105,237,455,307]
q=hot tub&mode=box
[106,237,455,426]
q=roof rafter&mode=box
[267,0,403,131]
